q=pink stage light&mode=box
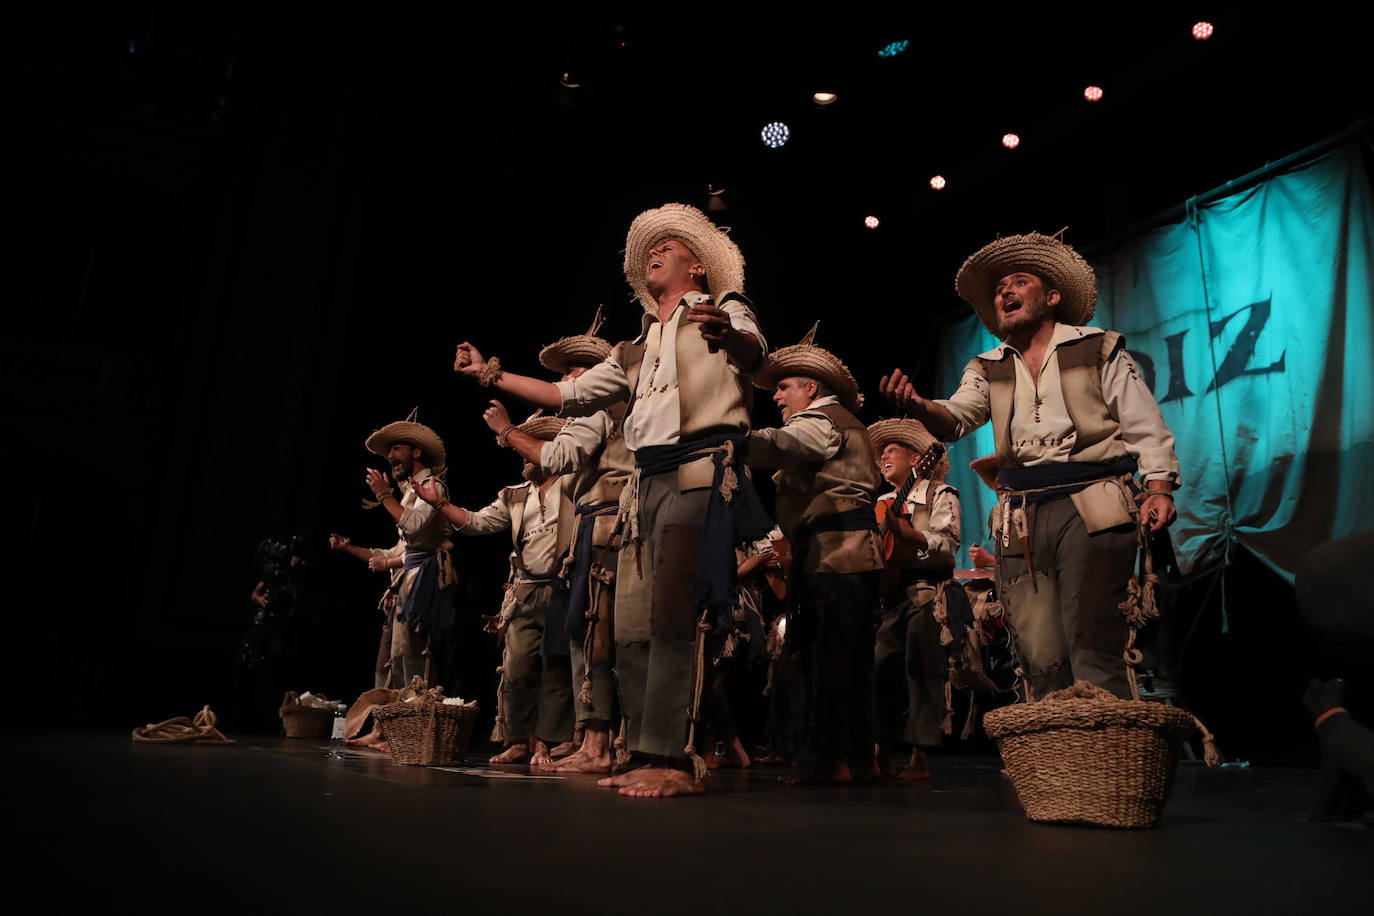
[1192,21,1214,40]
[864,215,880,229]
[1002,133,1021,149]
[1084,85,1104,102]
[930,175,946,190]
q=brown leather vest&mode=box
[970,329,1130,466]
[773,402,884,576]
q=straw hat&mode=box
[752,322,863,413]
[623,203,746,313]
[366,407,446,471]
[538,306,612,374]
[954,231,1097,339]
[516,412,568,442]
[969,453,1001,492]
[866,418,949,481]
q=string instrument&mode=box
[874,442,946,597]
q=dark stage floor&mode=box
[19,733,1368,913]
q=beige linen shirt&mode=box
[457,477,566,576]
[539,410,613,479]
[742,395,843,467]
[554,291,767,450]
[367,467,452,561]
[935,323,1180,483]
[876,480,960,566]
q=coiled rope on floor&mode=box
[131,705,236,745]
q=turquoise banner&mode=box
[933,144,1374,582]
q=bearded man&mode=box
[882,233,1180,700]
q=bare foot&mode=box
[618,768,705,798]
[780,762,853,785]
[529,739,554,768]
[897,749,930,781]
[875,742,897,779]
[346,726,389,752]
[489,743,531,765]
[550,746,613,773]
[597,765,662,788]
[547,741,578,759]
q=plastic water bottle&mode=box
[331,703,347,741]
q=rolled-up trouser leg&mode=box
[499,590,544,743]
[904,593,948,748]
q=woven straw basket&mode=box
[371,684,479,766]
[279,691,335,739]
[984,681,1215,828]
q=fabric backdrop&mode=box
[932,143,1374,583]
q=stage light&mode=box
[707,185,728,212]
[1084,85,1103,102]
[930,175,946,190]
[1192,21,1214,40]
[1002,133,1021,149]
[560,73,580,88]
[761,122,790,148]
[813,92,838,106]
[864,215,880,229]
[877,40,909,58]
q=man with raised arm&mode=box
[882,233,1179,700]
[451,204,771,797]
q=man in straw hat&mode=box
[416,415,577,767]
[867,417,961,780]
[451,203,771,797]
[475,308,633,774]
[328,410,458,712]
[882,232,1180,700]
[744,324,884,784]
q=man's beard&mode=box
[391,458,413,481]
[998,296,1047,337]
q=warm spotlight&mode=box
[559,73,580,88]
[930,175,946,190]
[761,122,790,148]
[1084,85,1103,102]
[1192,21,1214,40]
[813,92,838,106]
[1002,133,1021,149]
[864,215,880,229]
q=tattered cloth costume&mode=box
[867,418,972,748]
[363,417,458,692]
[534,312,634,731]
[745,328,883,766]
[939,233,1181,699]
[553,204,773,778]
[458,417,576,747]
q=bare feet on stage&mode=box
[705,736,752,770]
[896,749,931,782]
[550,724,613,773]
[876,742,897,779]
[529,739,554,768]
[489,742,532,765]
[597,762,705,796]
[780,761,853,785]
[547,741,578,759]
[345,726,391,755]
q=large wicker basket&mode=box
[279,691,335,739]
[371,692,479,766]
[984,681,1216,828]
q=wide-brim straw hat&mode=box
[752,323,863,413]
[623,203,745,313]
[366,413,446,471]
[954,232,1097,339]
[517,414,568,442]
[538,306,613,374]
[866,418,949,481]
[969,453,1001,492]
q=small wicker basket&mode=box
[279,690,336,739]
[984,681,1218,829]
[370,680,479,766]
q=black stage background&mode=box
[9,5,1370,763]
